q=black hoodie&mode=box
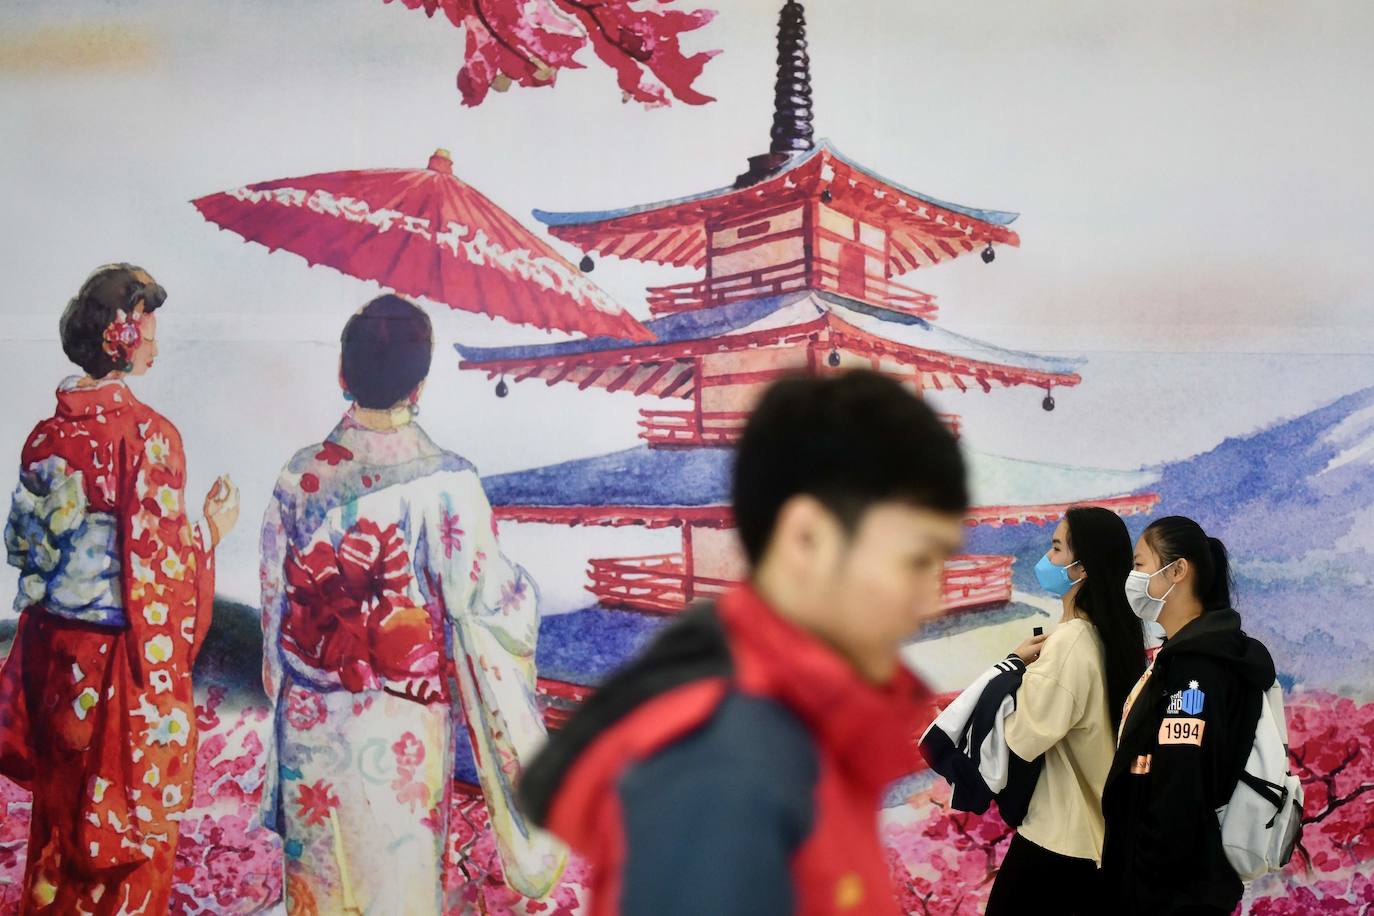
[1100,609,1276,915]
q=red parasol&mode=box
[192,149,653,341]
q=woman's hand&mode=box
[204,475,240,547]
[1012,633,1049,664]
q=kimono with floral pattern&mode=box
[259,411,565,915]
[0,377,216,914]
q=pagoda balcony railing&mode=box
[639,409,960,447]
[645,258,938,320]
[943,554,1015,612]
[812,260,938,319]
[587,554,734,614]
[536,677,595,730]
[588,553,1011,615]
[638,409,750,447]
[646,259,809,314]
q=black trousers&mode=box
[985,832,1099,916]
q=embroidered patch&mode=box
[1180,681,1205,715]
[1166,692,1184,715]
[1130,754,1153,774]
[1159,717,1205,746]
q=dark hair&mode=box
[1142,515,1233,612]
[59,263,166,378]
[732,370,969,565]
[340,295,434,409]
[1063,507,1147,732]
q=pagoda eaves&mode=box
[534,141,1020,274]
[457,291,1081,400]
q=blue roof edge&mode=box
[533,141,1019,229]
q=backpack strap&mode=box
[1236,770,1289,828]
[1218,668,1268,808]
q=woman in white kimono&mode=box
[258,295,566,915]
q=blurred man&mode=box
[520,370,969,916]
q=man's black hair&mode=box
[732,370,969,565]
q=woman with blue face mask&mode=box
[1099,516,1277,916]
[975,507,1147,915]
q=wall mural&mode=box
[1,0,1371,912]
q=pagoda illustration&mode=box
[453,1,1159,722]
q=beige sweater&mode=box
[1004,617,1115,863]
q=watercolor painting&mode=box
[2,0,1372,913]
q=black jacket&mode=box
[919,656,1044,827]
[1100,609,1276,915]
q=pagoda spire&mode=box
[769,1,815,156]
[735,1,817,188]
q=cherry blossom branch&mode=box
[1305,783,1374,826]
[384,0,717,107]
[558,0,651,62]
[470,0,535,67]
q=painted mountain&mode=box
[1147,384,1374,697]
[964,383,1374,697]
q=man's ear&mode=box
[770,495,845,574]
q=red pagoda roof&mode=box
[457,290,1081,399]
[533,141,1021,274]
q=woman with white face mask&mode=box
[1100,516,1277,916]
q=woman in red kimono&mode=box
[0,263,240,914]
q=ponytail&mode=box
[1142,516,1236,613]
[1203,537,1233,612]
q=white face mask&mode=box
[1124,561,1179,624]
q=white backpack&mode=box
[1216,681,1304,880]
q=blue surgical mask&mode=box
[1035,552,1083,598]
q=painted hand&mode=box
[204,475,240,546]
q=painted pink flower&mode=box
[498,577,527,613]
[294,779,339,828]
[393,777,431,814]
[420,804,444,837]
[439,508,464,559]
[314,441,354,466]
[282,519,438,691]
[101,310,142,360]
[392,731,425,768]
[284,689,327,731]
